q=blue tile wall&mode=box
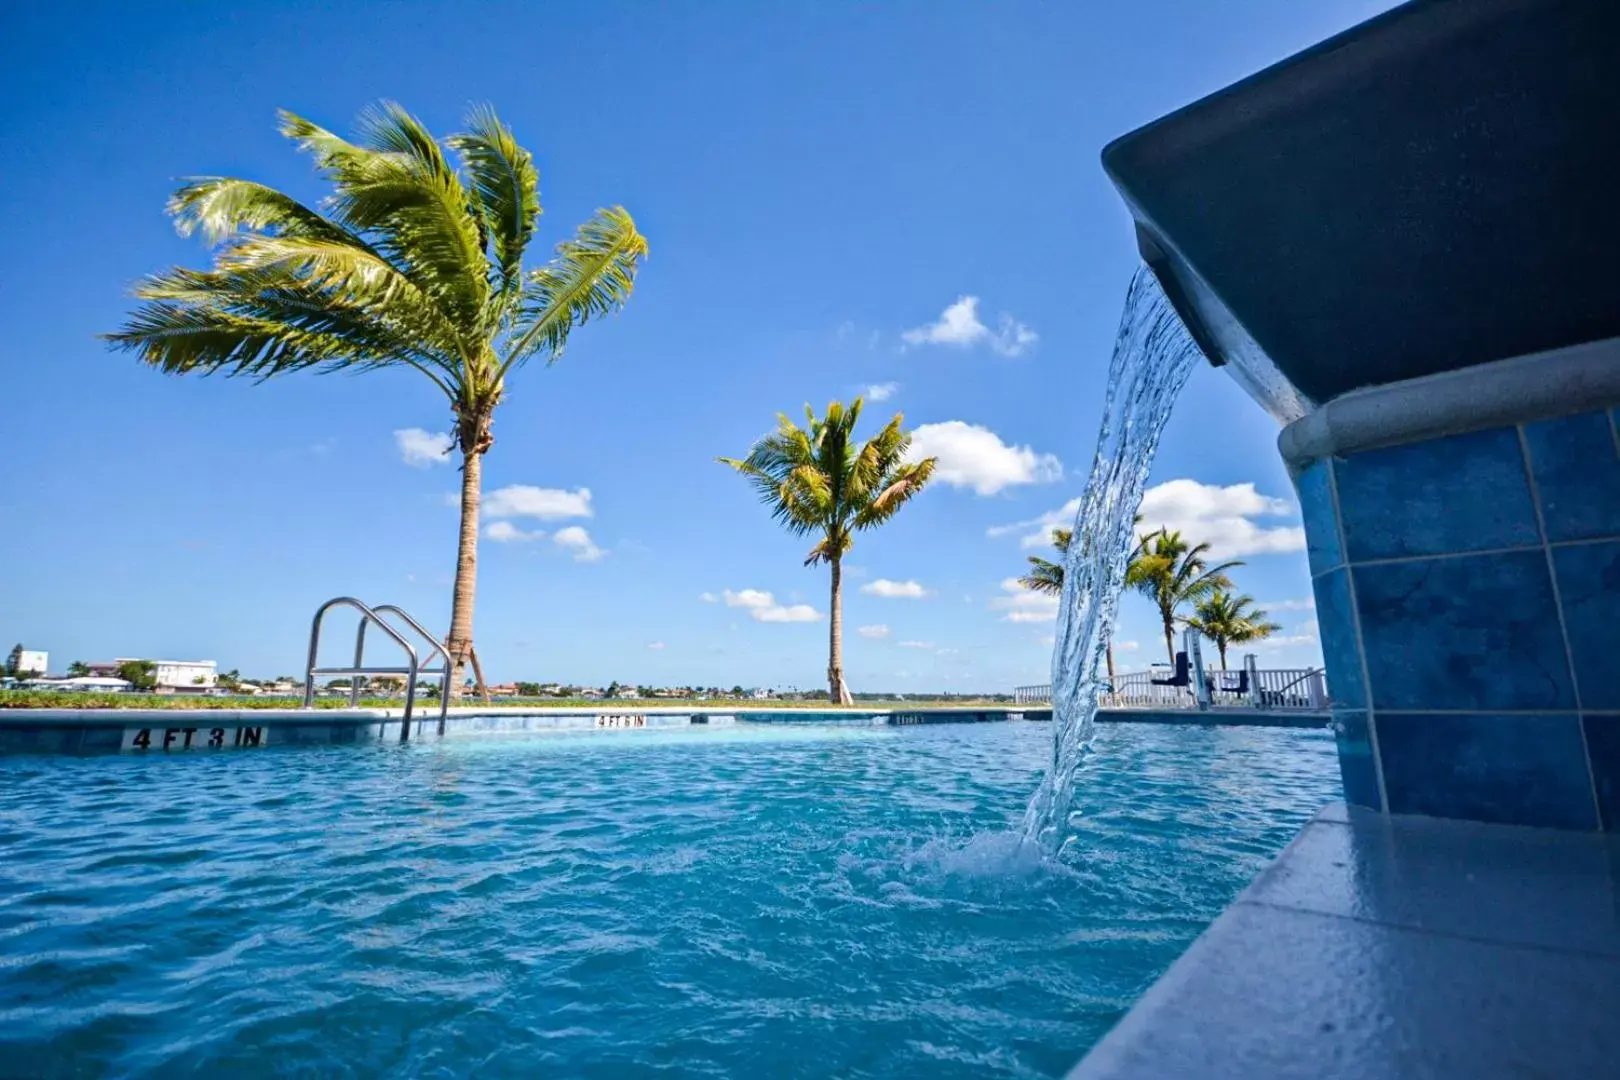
[1312,568,1365,709]
[1524,410,1620,543]
[1354,551,1574,712]
[1293,459,1343,576]
[1330,710,1380,810]
[1552,540,1620,711]
[1581,715,1620,832]
[1376,713,1598,830]
[1298,407,1618,830]
[1334,428,1541,562]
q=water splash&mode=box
[1022,267,1204,854]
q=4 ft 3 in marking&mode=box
[121,726,268,752]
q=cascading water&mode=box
[1022,266,1204,854]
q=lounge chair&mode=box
[1151,652,1191,687]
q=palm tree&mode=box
[1016,516,1151,682]
[1186,590,1282,668]
[1129,530,1242,665]
[106,103,648,696]
[720,399,936,705]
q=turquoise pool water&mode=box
[0,721,1339,1078]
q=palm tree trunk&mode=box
[1106,643,1116,683]
[446,447,482,699]
[1161,607,1176,666]
[1218,643,1228,670]
[828,555,852,706]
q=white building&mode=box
[120,659,217,690]
[12,649,47,676]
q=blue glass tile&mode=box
[1355,550,1574,711]
[1294,459,1343,576]
[1582,715,1620,832]
[1524,411,1620,543]
[1552,540,1620,711]
[1378,713,1598,830]
[1312,568,1365,709]
[1335,427,1539,562]
[1331,710,1380,810]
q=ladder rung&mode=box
[310,666,418,677]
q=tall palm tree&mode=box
[1016,516,1152,682]
[1186,590,1282,669]
[720,399,936,705]
[106,103,648,696]
[1129,530,1242,665]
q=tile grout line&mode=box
[1327,455,1388,814]
[1324,535,1620,574]
[1517,424,1601,829]
[1236,896,1620,965]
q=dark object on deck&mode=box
[1151,653,1191,688]
[1209,670,1250,697]
[689,715,709,724]
[1103,0,1620,421]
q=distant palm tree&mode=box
[1017,516,1153,682]
[1186,590,1281,669]
[107,103,648,696]
[720,399,936,705]
[1130,530,1242,665]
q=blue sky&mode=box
[0,0,1396,690]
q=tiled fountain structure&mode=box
[1070,1,1620,1075]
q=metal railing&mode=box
[1014,684,1052,704]
[302,597,453,740]
[1099,662,1327,711]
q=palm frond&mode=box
[448,105,540,300]
[502,206,647,374]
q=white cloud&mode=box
[646,641,666,651]
[395,428,453,467]
[907,421,1061,496]
[864,382,899,402]
[901,296,1039,357]
[721,588,822,623]
[860,578,929,599]
[990,577,1060,623]
[553,526,605,562]
[898,640,935,649]
[836,320,855,341]
[1136,479,1304,558]
[1261,597,1317,612]
[1248,621,1321,650]
[989,479,1305,558]
[485,521,546,543]
[857,624,890,639]
[1116,640,1141,652]
[484,485,594,521]
[699,592,719,603]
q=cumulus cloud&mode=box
[989,479,1305,558]
[990,577,1061,623]
[1248,621,1321,650]
[485,521,547,543]
[857,624,890,639]
[721,588,822,623]
[860,578,929,599]
[907,421,1061,496]
[901,296,1038,357]
[395,428,453,467]
[1136,480,1305,558]
[553,526,605,562]
[699,591,719,603]
[1116,640,1141,652]
[898,640,935,649]
[864,382,899,402]
[646,641,666,651]
[483,485,593,521]
[1261,597,1317,612]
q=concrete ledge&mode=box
[1096,708,1329,729]
[1278,336,1620,466]
[1068,803,1620,1079]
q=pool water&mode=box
[0,721,1340,1078]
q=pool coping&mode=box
[1066,802,1620,1078]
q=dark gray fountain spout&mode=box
[1104,0,1620,424]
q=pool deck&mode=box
[0,703,1329,753]
[1068,802,1620,1079]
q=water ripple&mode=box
[0,721,1338,1078]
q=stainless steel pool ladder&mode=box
[302,597,454,741]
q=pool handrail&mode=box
[366,604,454,732]
[303,596,423,741]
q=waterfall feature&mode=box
[1022,267,1203,854]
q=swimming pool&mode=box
[0,720,1339,1077]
